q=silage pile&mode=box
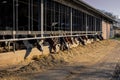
[0,39,117,79]
[0,54,67,78]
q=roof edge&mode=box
[73,0,115,22]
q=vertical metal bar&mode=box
[13,37,16,53]
[100,18,102,32]
[81,13,83,31]
[95,17,96,33]
[54,2,55,31]
[92,17,94,32]
[14,0,19,52]
[65,6,66,32]
[16,0,18,31]
[38,0,40,31]
[85,14,87,36]
[28,0,31,31]
[41,0,44,37]
[13,0,16,53]
[50,2,52,31]
[58,3,60,35]
[70,8,72,36]
[13,0,15,31]
[44,0,46,31]
[31,0,33,31]
[110,23,113,38]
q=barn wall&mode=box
[102,20,111,39]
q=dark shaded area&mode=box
[114,34,120,38]
[112,62,120,80]
[0,0,41,31]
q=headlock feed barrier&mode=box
[0,0,114,59]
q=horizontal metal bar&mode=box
[0,33,101,42]
[0,31,102,35]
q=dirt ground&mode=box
[0,39,120,80]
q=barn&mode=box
[0,0,115,66]
[0,0,114,40]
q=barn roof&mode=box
[73,0,115,22]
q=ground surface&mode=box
[0,39,120,80]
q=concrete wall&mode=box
[0,41,80,69]
[0,46,50,69]
[102,20,111,39]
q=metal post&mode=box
[13,0,16,53]
[13,0,15,31]
[28,0,31,31]
[111,23,114,38]
[13,35,16,53]
[70,8,72,36]
[53,2,55,31]
[95,18,96,33]
[100,18,102,32]
[44,1,46,32]
[16,0,18,31]
[38,0,40,31]
[85,14,88,37]
[8,42,10,51]
[31,0,33,31]
[58,3,60,35]
[41,0,44,37]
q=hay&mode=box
[0,39,118,79]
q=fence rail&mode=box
[0,31,102,42]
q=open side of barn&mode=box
[0,0,115,68]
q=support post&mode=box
[13,31,16,53]
[85,14,88,37]
[41,0,44,37]
[38,0,40,31]
[31,0,34,31]
[13,0,15,31]
[95,17,96,33]
[16,0,18,31]
[100,18,102,34]
[94,18,97,40]
[70,8,72,36]
[28,0,31,31]
[13,0,16,53]
[8,42,11,51]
